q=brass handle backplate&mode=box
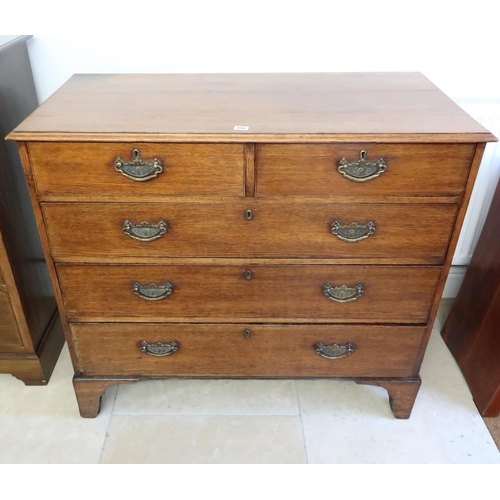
[132,282,173,301]
[115,149,163,181]
[140,341,178,357]
[338,150,386,182]
[323,283,364,303]
[315,342,355,360]
[123,220,168,242]
[331,221,376,242]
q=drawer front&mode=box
[58,264,440,323]
[256,143,475,197]
[44,202,456,263]
[0,288,25,353]
[71,323,425,378]
[28,143,244,198]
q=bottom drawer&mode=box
[71,323,425,378]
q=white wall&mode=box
[2,0,500,103]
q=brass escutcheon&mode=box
[331,221,376,242]
[123,220,168,242]
[139,341,178,357]
[132,282,173,301]
[338,150,386,182]
[115,149,163,182]
[315,342,355,360]
[323,283,364,303]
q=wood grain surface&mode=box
[0,35,61,383]
[57,264,440,323]
[413,143,487,372]
[0,312,65,385]
[28,142,244,198]
[256,143,475,197]
[71,322,425,378]
[0,288,24,353]
[442,175,500,416]
[42,201,457,263]
[8,73,495,143]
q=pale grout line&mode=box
[295,380,309,464]
[98,386,119,464]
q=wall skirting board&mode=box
[444,99,500,298]
[443,266,468,298]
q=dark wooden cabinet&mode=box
[442,176,500,417]
[0,35,64,384]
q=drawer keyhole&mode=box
[245,210,253,220]
[244,329,251,338]
[245,270,253,280]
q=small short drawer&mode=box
[256,143,475,197]
[57,264,440,323]
[42,201,457,264]
[28,142,244,199]
[71,323,425,378]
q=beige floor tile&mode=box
[0,345,115,464]
[114,379,299,415]
[101,415,306,463]
[297,328,500,464]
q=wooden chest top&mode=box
[8,73,495,143]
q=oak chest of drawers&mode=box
[8,73,496,418]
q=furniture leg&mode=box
[356,377,422,419]
[73,377,138,418]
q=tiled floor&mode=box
[439,298,500,451]
[1,301,499,463]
